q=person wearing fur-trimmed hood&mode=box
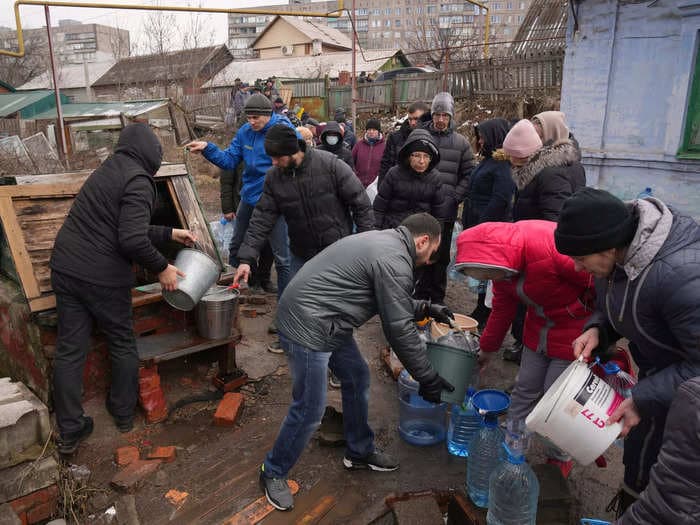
[502,119,585,222]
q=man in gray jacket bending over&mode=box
[259,213,455,511]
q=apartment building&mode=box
[228,0,530,55]
[0,19,130,64]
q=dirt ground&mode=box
[62,156,623,524]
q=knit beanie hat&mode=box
[533,111,569,145]
[264,124,300,157]
[430,92,455,117]
[244,93,273,116]
[554,188,639,256]
[365,118,381,132]
[503,119,543,158]
[334,107,346,122]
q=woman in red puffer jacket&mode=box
[455,220,594,477]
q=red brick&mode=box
[26,499,57,524]
[110,459,162,493]
[147,446,176,463]
[214,392,244,427]
[9,485,58,515]
[115,446,140,466]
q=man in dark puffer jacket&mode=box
[319,120,354,169]
[233,124,374,286]
[259,213,455,512]
[374,129,449,229]
[556,188,700,518]
[378,101,430,183]
[50,124,196,454]
[417,91,475,302]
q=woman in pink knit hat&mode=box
[503,119,585,222]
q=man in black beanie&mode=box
[233,123,374,288]
[555,187,700,517]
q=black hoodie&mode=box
[319,121,354,169]
[50,123,172,287]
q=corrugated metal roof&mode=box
[17,60,116,90]
[0,90,55,117]
[30,99,169,120]
[251,15,352,50]
[511,0,568,55]
[203,50,405,87]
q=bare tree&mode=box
[0,33,50,87]
[139,10,178,56]
[181,8,215,50]
[405,16,482,70]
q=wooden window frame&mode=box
[679,36,700,159]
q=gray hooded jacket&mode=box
[584,198,700,417]
[276,226,437,384]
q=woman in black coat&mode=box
[373,129,449,229]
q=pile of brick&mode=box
[0,378,59,524]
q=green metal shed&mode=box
[0,90,70,119]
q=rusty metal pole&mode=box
[350,0,357,130]
[44,5,69,165]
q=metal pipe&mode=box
[3,0,345,58]
[463,0,490,57]
[44,5,69,164]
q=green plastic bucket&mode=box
[426,342,478,404]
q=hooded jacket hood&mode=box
[455,222,523,275]
[114,123,163,176]
[621,197,674,281]
[533,111,570,146]
[511,140,580,190]
[397,128,441,172]
[320,120,343,150]
[475,118,510,158]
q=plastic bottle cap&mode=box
[220,217,229,225]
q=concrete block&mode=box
[0,455,58,503]
[213,393,244,427]
[0,378,51,470]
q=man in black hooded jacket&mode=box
[50,123,195,454]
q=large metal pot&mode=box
[162,248,220,311]
[196,286,240,339]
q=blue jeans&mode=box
[263,334,375,478]
[228,200,290,297]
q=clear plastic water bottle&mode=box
[448,221,467,282]
[467,410,505,508]
[447,387,481,457]
[637,187,653,199]
[487,422,539,525]
[212,216,235,262]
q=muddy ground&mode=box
[63,154,623,524]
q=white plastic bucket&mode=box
[525,360,624,465]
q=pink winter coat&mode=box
[455,220,594,360]
[352,135,386,187]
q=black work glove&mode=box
[429,303,454,325]
[418,373,455,404]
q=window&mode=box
[395,19,401,26]
[518,15,524,22]
[357,19,368,30]
[493,3,502,10]
[440,4,450,12]
[427,5,437,13]
[439,16,450,27]
[358,8,368,15]
[417,6,423,13]
[507,2,513,9]
[491,15,501,23]
[385,19,392,27]
[679,41,700,157]
[373,8,381,15]
[384,8,392,15]
[464,14,474,23]
[396,7,401,15]
[519,2,525,9]
[406,7,412,14]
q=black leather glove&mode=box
[418,373,455,404]
[429,303,454,325]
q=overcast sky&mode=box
[0,0,297,49]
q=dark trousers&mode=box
[413,221,452,303]
[250,241,273,287]
[511,303,526,343]
[623,409,666,494]
[52,271,138,436]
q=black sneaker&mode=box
[56,416,94,455]
[260,280,278,295]
[259,467,294,511]
[106,399,134,433]
[502,342,523,364]
[343,450,399,472]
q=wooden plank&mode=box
[29,295,56,312]
[166,178,187,228]
[12,163,187,186]
[0,196,41,299]
[222,480,300,525]
[295,495,337,525]
[0,184,81,198]
[170,174,221,266]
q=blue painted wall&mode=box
[560,0,700,217]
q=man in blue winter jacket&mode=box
[187,93,294,300]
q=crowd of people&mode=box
[50,80,699,524]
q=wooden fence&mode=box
[192,51,563,120]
